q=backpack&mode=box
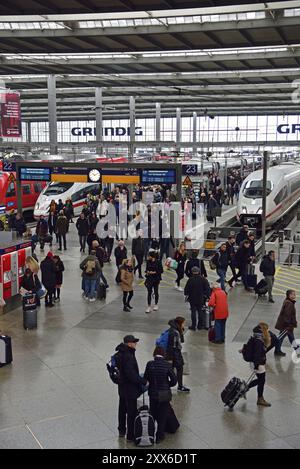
[134,394,155,447]
[209,252,219,271]
[106,353,121,385]
[242,337,255,362]
[85,259,96,276]
[155,329,170,351]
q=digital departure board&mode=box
[19,167,51,181]
[51,167,88,183]
[141,169,176,184]
[101,168,140,184]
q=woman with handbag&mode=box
[144,346,179,444]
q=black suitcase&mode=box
[255,279,268,296]
[22,294,38,330]
[221,373,256,409]
[247,274,257,288]
[165,403,180,434]
[0,334,13,367]
[97,283,106,300]
[200,305,211,330]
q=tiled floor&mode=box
[1,214,300,449]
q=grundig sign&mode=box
[71,126,143,137]
[277,124,300,134]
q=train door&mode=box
[5,181,17,212]
[21,182,34,211]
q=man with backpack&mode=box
[80,250,101,302]
[110,335,146,442]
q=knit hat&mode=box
[47,251,54,258]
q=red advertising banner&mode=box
[0,92,21,138]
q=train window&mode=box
[34,182,43,194]
[44,182,73,196]
[6,182,16,197]
[71,184,100,203]
[291,180,300,194]
[274,186,288,205]
[243,180,272,198]
[22,184,31,195]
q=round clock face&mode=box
[89,169,101,182]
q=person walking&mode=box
[93,241,109,289]
[208,284,229,344]
[226,236,238,288]
[185,249,207,279]
[132,230,145,279]
[114,240,128,284]
[53,255,64,303]
[56,210,69,251]
[143,346,178,444]
[236,225,249,247]
[275,290,300,356]
[260,250,276,303]
[174,242,187,292]
[246,323,272,407]
[36,215,49,250]
[145,250,163,314]
[87,229,100,255]
[211,243,229,291]
[166,317,190,393]
[184,266,210,331]
[40,251,56,307]
[48,209,58,244]
[80,250,101,302]
[64,199,74,223]
[234,239,252,291]
[13,213,27,237]
[76,212,89,253]
[120,258,135,312]
[115,335,146,441]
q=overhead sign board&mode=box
[101,168,140,184]
[51,167,88,183]
[141,169,176,184]
[19,167,51,182]
[2,161,16,172]
[182,164,197,176]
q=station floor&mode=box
[1,210,300,449]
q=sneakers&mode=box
[123,306,130,312]
[145,306,152,314]
[268,298,275,303]
[257,397,271,407]
[177,386,190,393]
[127,304,133,310]
[84,296,89,300]
[175,286,184,292]
[89,298,96,302]
[153,304,159,311]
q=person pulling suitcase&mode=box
[259,250,276,303]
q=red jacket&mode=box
[208,288,229,320]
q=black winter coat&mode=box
[54,259,64,285]
[145,259,163,285]
[260,255,275,276]
[114,246,127,267]
[22,272,41,293]
[40,258,56,290]
[115,343,146,399]
[184,275,210,306]
[144,357,177,401]
[252,337,267,369]
[76,217,89,236]
[213,250,229,270]
[185,258,207,278]
[132,237,145,256]
[234,246,251,268]
[236,229,249,247]
[166,319,184,368]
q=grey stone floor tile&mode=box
[257,399,300,438]
[0,400,25,431]
[28,410,115,449]
[0,426,41,449]
[284,433,300,449]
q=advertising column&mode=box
[0,91,21,138]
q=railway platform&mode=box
[1,208,300,450]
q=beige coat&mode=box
[120,267,134,292]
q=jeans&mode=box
[240,265,248,288]
[134,254,144,277]
[277,330,299,351]
[84,278,97,299]
[265,275,274,299]
[79,235,87,252]
[147,283,159,306]
[58,233,67,250]
[190,304,202,329]
[214,319,226,342]
[217,268,227,291]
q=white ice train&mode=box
[237,163,300,227]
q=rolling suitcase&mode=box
[134,393,155,447]
[221,373,256,410]
[22,293,38,330]
[208,326,216,342]
[201,305,212,330]
[0,334,13,367]
[247,274,257,289]
[97,283,106,300]
[255,279,268,296]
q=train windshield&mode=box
[43,182,73,196]
[243,180,272,198]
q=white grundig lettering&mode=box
[70,126,143,137]
[96,197,206,250]
[102,454,137,467]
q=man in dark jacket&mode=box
[40,251,56,307]
[260,250,276,303]
[226,236,237,287]
[185,250,207,278]
[236,225,249,247]
[144,346,178,444]
[76,212,89,253]
[48,211,58,243]
[36,215,49,250]
[114,240,127,283]
[13,213,27,237]
[234,239,252,291]
[132,230,145,279]
[56,210,69,251]
[184,267,210,331]
[212,243,229,291]
[275,290,300,356]
[115,335,146,441]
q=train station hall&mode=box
[1,0,300,453]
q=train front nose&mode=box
[34,198,51,219]
[238,197,263,227]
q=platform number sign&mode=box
[182,164,197,176]
[2,161,16,172]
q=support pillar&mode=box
[176,107,181,151]
[47,75,57,155]
[192,112,197,157]
[129,96,135,160]
[156,102,161,154]
[95,87,103,156]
